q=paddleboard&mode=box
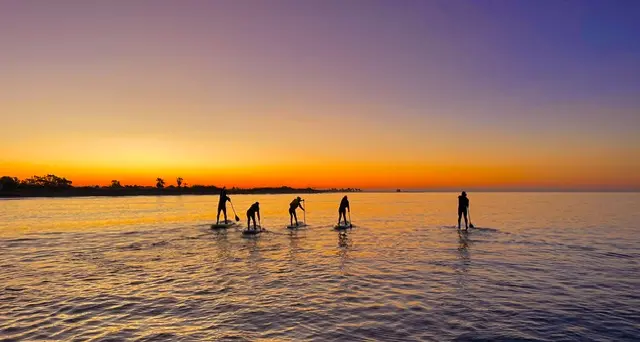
[333,221,353,230]
[211,220,236,229]
[242,226,265,235]
[287,222,307,229]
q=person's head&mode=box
[343,195,348,200]
[297,196,302,201]
[255,202,259,206]
[461,191,467,197]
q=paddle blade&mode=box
[469,223,475,228]
[235,215,240,222]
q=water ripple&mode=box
[1,194,639,341]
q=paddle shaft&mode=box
[230,201,240,221]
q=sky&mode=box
[1,0,639,190]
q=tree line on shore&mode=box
[0,174,362,197]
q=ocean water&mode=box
[1,192,639,341]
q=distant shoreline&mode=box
[1,189,636,199]
[360,190,638,193]
[0,186,361,199]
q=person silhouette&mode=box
[216,187,231,224]
[289,196,305,226]
[338,195,350,226]
[247,202,261,230]
[457,191,470,230]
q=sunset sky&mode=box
[1,1,639,190]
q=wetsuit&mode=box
[247,203,260,230]
[217,189,231,224]
[289,198,304,225]
[338,196,350,225]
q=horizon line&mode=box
[2,175,638,193]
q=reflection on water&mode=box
[455,230,471,293]
[457,230,470,260]
[212,229,232,262]
[1,193,639,341]
[338,231,351,249]
[337,231,352,274]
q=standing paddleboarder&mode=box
[216,187,231,224]
[457,191,470,230]
[289,196,305,227]
[338,195,350,226]
[247,202,261,231]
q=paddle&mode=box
[302,199,306,226]
[468,206,474,229]
[230,201,240,222]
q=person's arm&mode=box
[299,202,305,211]
[347,202,350,211]
[226,195,231,202]
[257,210,261,222]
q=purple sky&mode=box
[1,0,639,189]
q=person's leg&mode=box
[217,207,222,224]
[223,206,228,223]
[247,213,251,229]
[463,211,468,230]
[289,208,294,226]
[252,215,257,230]
[293,211,298,225]
[457,211,462,229]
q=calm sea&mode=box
[1,193,639,341]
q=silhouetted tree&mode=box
[156,177,165,189]
[176,177,183,188]
[111,180,123,188]
[21,174,72,189]
[0,176,20,191]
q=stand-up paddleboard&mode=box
[287,222,307,229]
[242,226,265,235]
[333,221,353,231]
[211,220,236,229]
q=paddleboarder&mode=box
[216,187,231,224]
[338,195,350,226]
[247,202,261,231]
[458,191,470,230]
[289,196,305,227]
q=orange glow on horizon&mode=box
[3,159,638,190]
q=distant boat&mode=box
[396,189,401,192]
